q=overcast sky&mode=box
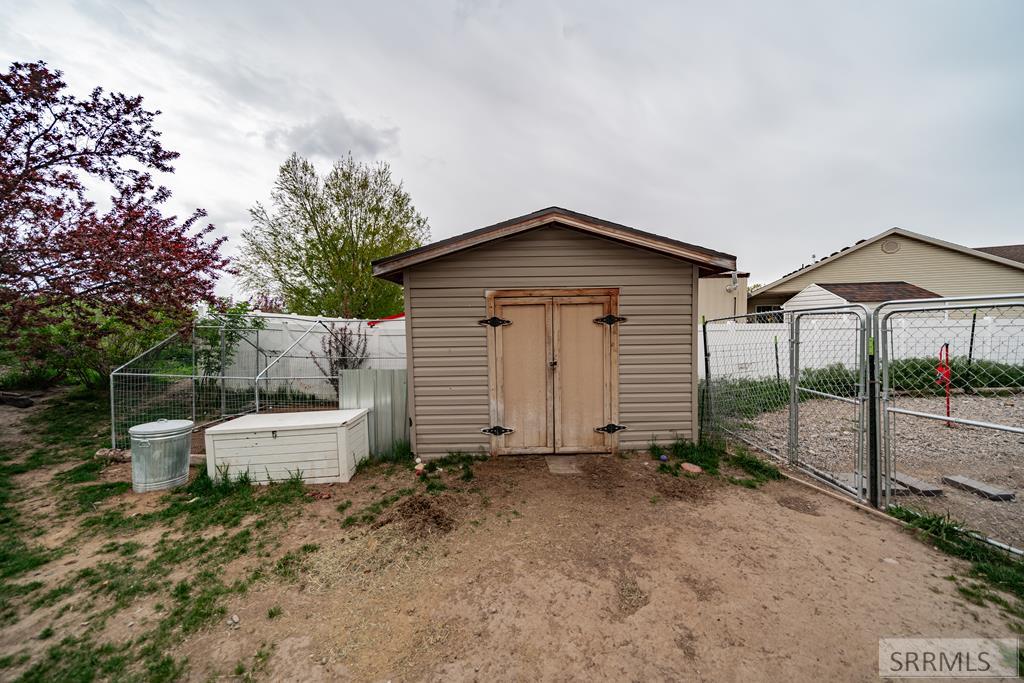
[4,0,1023,294]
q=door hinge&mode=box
[594,314,627,326]
[478,316,512,327]
[595,423,627,434]
[481,425,515,436]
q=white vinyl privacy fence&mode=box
[697,310,1022,379]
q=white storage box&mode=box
[204,409,370,484]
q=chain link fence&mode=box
[703,295,1024,552]
[110,313,406,452]
[700,311,792,460]
[879,299,1024,551]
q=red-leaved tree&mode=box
[0,61,229,381]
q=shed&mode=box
[372,207,736,459]
[782,281,940,311]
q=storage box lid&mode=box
[204,409,369,435]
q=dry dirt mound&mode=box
[374,493,458,537]
[776,494,821,516]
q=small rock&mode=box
[489,607,498,614]
[882,557,899,565]
[95,448,130,463]
[681,462,703,474]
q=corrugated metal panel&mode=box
[406,225,696,456]
[339,369,410,455]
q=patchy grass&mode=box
[340,489,416,527]
[726,448,782,488]
[890,507,1024,603]
[424,452,488,480]
[81,468,310,535]
[355,439,414,474]
[71,482,132,511]
[650,438,723,476]
[649,439,781,490]
[0,389,327,680]
[890,506,1024,666]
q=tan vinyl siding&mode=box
[760,235,1024,303]
[698,276,747,320]
[406,225,695,457]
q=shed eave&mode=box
[372,207,736,281]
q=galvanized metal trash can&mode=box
[129,419,193,493]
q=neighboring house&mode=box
[372,207,736,459]
[782,282,939,311]
[698,272,748,321]
[748,228,1024,315]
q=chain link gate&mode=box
[877,294,1024,553]
[789,306,871,501]
[703,293,1024,553]
[700,306,870,502]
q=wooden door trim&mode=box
[486,287,618,300]
[485,288,621,456]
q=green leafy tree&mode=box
[238,154,429,318]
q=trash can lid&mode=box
[128,419,195,438]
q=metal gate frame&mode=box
[874,292,1024,510]
[699,291,1024,552]
[788,305,871,501]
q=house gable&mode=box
[751,230,1024,302]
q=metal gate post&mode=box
[191,325,197,423]
[866,318,881,508]
[788,314,799,464]
[219,325,226,418]
[701,317,712,442]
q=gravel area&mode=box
[745,394,1024,549]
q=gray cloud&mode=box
[264,112,399,160]
[5,0,1023,295]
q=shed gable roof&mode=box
[372,207,736,283]
[816,281,940,302]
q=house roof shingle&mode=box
[817,281,940,302]
[975,244,1024,265]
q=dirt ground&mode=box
[186,464,1016,681]
[1,393,1019,681]
[750,394,1024,549]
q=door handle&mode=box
[549,360,558,367]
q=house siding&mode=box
[749,235,1024,312]
[782,284,848,311]
[405,225,695,458]
[698,276,747,320]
